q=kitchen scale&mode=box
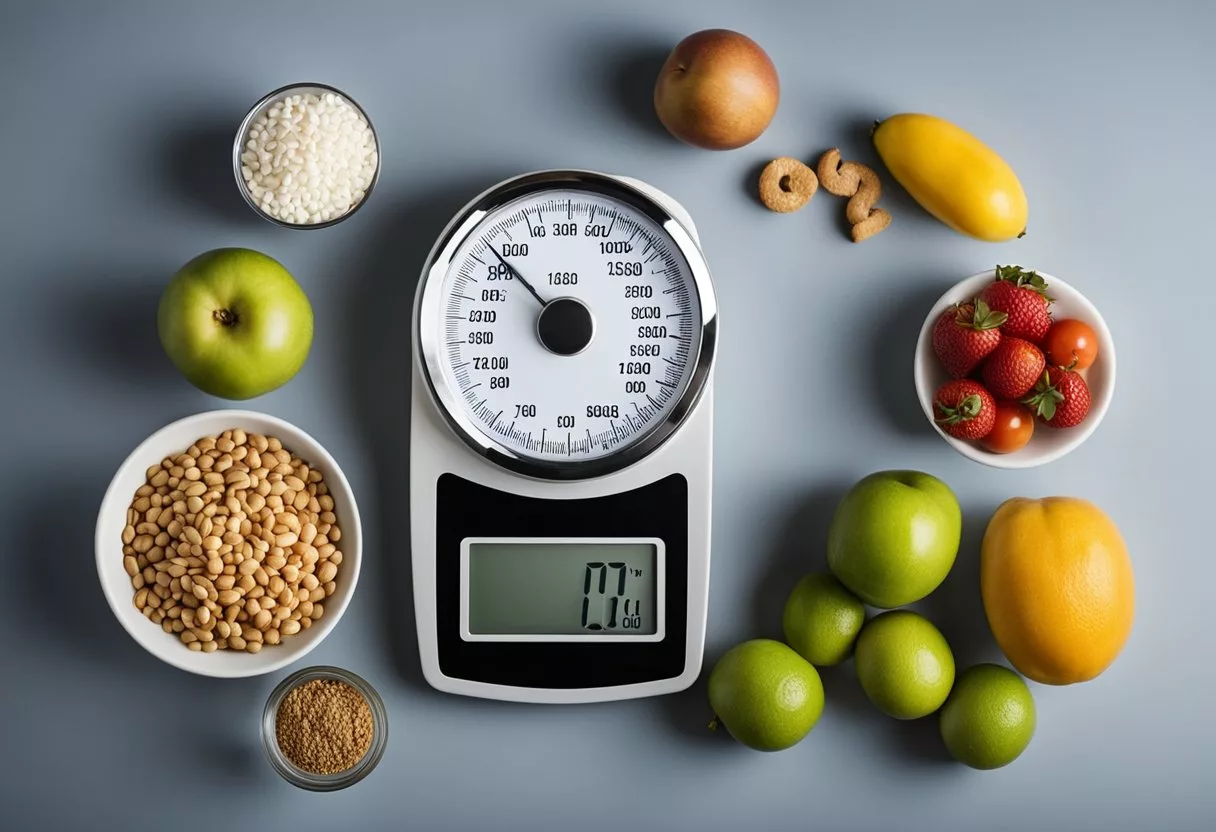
[411,170,717,703]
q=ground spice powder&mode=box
[276,678,374,775]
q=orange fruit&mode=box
[980,497,1134,685]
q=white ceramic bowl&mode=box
[96,410,362,677]
[914,268,1116,469]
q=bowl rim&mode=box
[913,268,1117,469]
[95,408,363,678]
[232,81,382,230]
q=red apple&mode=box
[653,29,780,150]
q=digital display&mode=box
[464,539,661,639]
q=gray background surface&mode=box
[2,1,1213,829]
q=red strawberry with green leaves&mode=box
[933,379,996,440]
[1023,366,1091,428]
[979,264,1055,343]
[932,298,1007,378]
[982,337,1046,399]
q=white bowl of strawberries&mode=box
[914,265,1115,468]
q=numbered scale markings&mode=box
[431,189,702,469]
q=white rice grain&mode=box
[240,92,377,225]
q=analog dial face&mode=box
[428,187,704,469]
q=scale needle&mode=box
[487,243,547,307]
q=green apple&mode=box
[826,470,961,608]
[157,248,313,400]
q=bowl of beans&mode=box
[233,82,381,228]
[95,410,363,677]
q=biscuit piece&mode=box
[818,148,890,242]
[817,148,862,197]
[758,157,819,213]
[846,166,883,225]
[851,207,892,242]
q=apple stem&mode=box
[213,308,238,326]
[708,714,719,732]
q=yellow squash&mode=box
[873,113,1028,242]
[980,497,1134,685]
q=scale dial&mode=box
[417,172,716,480]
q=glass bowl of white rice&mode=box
[233,82,381,229]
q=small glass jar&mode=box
[261,665,388,791]
[232,82,381,229]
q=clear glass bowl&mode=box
[261,665,388,791]
[232,82,381,229]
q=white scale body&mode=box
[411,171,717,704]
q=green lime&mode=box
[854,610,955,719]
[939,664,1036,769]
[782,572,866,666]
[708,639,824,751]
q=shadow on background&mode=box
[884,712,956,765]
[161,119,264,226]
[819,659,872,724]
[342,171,517,692]
[867,279,952,438]
[656,677,726,747]
[193,734,264,784]
[14,476,149,670]
[595,38,676,144]
[751,483,850,640]
[739,158,772,210]
[923,500,1004,670]
[55,274,182,391]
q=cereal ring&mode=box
[817,148,862,197]
[758,157,819,213]
[851,207,892,242]
[846,166,883,225]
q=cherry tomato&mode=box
[982,401,1035,454]
[1043,319,1099,370]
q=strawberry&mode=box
[933,379,996,440]
[931,298,1007,378]
[1023,367,1091,427]
[982,337,1046,399]
[979,264,1055,343]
